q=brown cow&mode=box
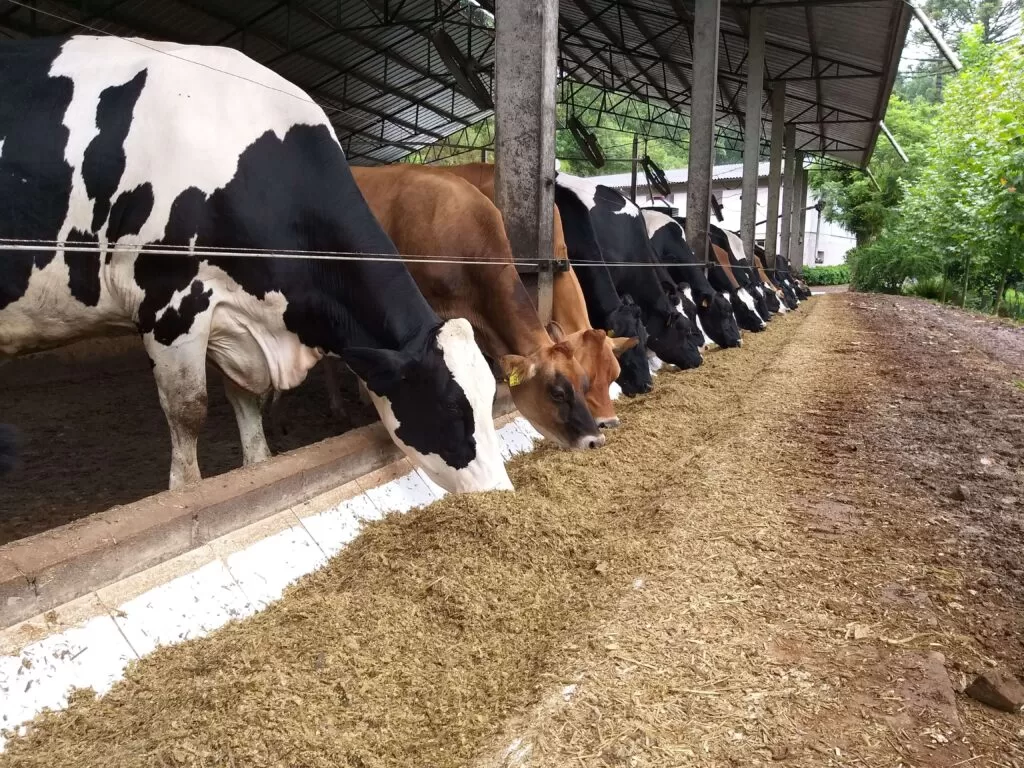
[351,164,605,450]
[435,162,638,428]
[752,253,789,311]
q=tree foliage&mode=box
[845,30,1024,311]
[809,96,936,246]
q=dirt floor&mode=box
[0,337,376,545]
[2,294,1023,767]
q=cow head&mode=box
[606,295,652,396]
[760,282,783,314]
[689,287,741,349]
[749,283,773,323]
[794,278,813,300]
[345,318,512,493]
[728,288,766,332]
[548,323,636,429]
[663,280,710,351]
[778,279,800,309]
[647,309,704,370]
[499,338,605,451]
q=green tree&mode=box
[809,96,936,246]
[847,31,1024,305]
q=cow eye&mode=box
[550,386,568,402]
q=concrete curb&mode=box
[0,388,516,630]
[0,410,541,749]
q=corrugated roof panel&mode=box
[1,0,909,166]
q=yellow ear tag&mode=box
[508,370,523,387]
[607,330,616,338]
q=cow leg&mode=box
[223,376,272,467]
[323,357,348,422]
[144,338,209,490]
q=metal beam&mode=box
[909,2,963,71]
[879,120,909,163]
[619,1,692,91]
[288,0,467,97]
[494,0,559,325]
[764,83,786,269]
[566,0,687,110]
[175,0,467,130]
[684,0,721,268]
[741,7,765,261]
[779,122,798,263]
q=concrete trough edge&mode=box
[0,406,541,750]
[0,388,516,630]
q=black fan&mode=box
[567,116,605,168]
[711,193,724,222]
[640,155,671,197]
[430,29,493,110]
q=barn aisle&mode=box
[2,295,1022,767]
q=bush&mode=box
[847,234,942,293]
[801,264,850,286]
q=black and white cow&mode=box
[555,174,703,372]
[677,217,765,333]
[641,210,742,349]
[553,182,653,396]
[719,230,785,317]
[0,36,510,493]
[709,226,773,323]
[754,243,800,309]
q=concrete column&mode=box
[791,153,809,272]
[779,122,797,264]
[493,0,559,323]
[740,8,765,260]
[630,133,639,203]
[684,0,721,267]
[764,82,786,270]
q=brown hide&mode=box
[350,165,603,449]
[753,254,786,301]
[711,243,742,290]
[433,162,636,425]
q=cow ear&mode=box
[499,355,535,388]
[609,336,639,355]
[551,341,575,360]
[546,320,566,342]
[343,347,407,395]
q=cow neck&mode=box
[711,246,740,290]
[477,263,552,360]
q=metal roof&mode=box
[549,0,913,167]
[0,0,910,168]
[582,161,774,188]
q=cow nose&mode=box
[598,416,620,429]
[581,433,606,449]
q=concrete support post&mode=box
[493,0,559,323]
[779,122,797,265]
[740,8,765,260]
[630,133,640,203]
[791,154,809,272]
[684,0,721,267]
[764,83,786,270]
